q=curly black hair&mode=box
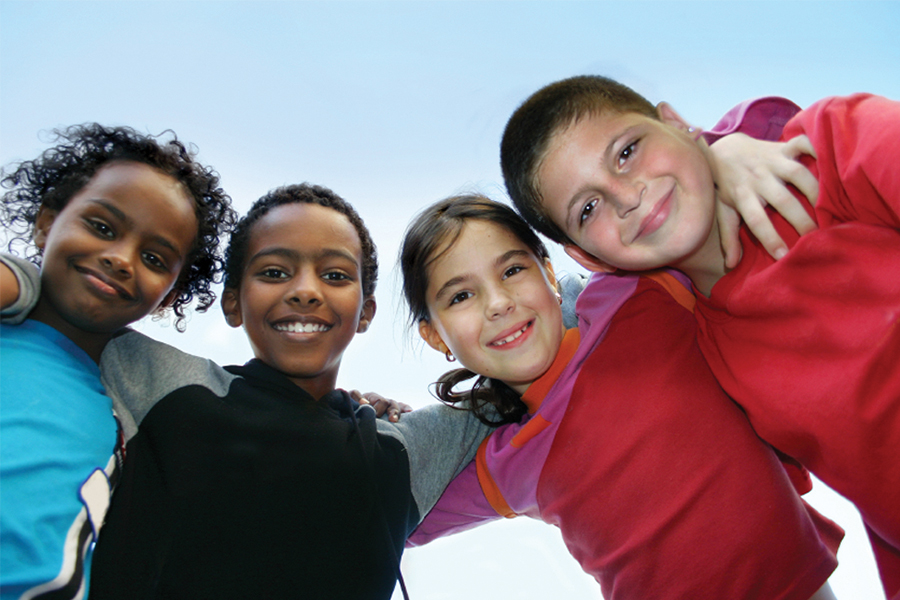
[1,123,237,331]
[223,183,378,298]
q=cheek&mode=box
[435,316,472,355]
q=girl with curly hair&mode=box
[0,123,235,600]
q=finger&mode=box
[782,134,817,161]
[389,409,400,422]
[349,389,370,404]
[775,159,819,208]
[716,201,744,269]
[398,402,413,413]
[756,177,818,235]
[740,200,789,261]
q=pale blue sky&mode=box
[2,2,897,598]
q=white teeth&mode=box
[274,322,330,333]
[492,323,528,346]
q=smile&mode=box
[273,321,332,333]
[76,266,135,301]
[489,321,532,347]
[633,187,674,242]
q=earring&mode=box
[445,350,456,363]
[556,292,562,305]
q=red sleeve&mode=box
[783,94,900,229]
[695,99,900,589]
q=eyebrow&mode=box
[563,124,638,228]
[91,200,182,255]
[432,248,531,302]
[247,247,359,267]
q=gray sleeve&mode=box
[558,271,589,330]
[377,403,493,519]
[100,329,237,441]
[1,253,40,324]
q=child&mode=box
[400,194,842,600]
[500,75,900,596]
[0,123,235,600]
[50,184,490,599]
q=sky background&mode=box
[2,1,898,598]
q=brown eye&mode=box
[580,199,598,224]
[88,219,114,238]
[617,141,638,168]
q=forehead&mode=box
[247,202,363,261]
[76,160,193,210]
[70,160,197,248]
[428,220,528,278]
[541,110,651,175]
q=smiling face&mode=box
[31,160,198,358]
[222,202,375,400]
[536,105,720,275]
[418,219,564,395]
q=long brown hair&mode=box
[399,194,551,426]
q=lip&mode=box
[487,319,534,351]
[633,186,674,242]
[75,265,136,301]
[270,315,334,336]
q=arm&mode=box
[0,253,40,324]
[1,262,18,309]
[785,93,900,228]
[100,329,237,440]
[405,458,503,546]
[378,402,494,521]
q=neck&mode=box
[674,222,728,298]
[29,299,111,363]
[284,372,339,402]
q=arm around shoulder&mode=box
[383,402,494,518]
[100,329,237,430]
[0,253,40,324]
[788,94,900,228]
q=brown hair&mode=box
[399,194,550,425]
[501,75,658,243]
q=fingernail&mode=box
[775,248,788,260]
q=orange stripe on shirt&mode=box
[520,328,581,413]
[510,415,551,449]
[475,439,516,518]
[644,270,696,312]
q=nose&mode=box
[611,179,645,219]
[99,244,134,279]
[484,285,515,320]
[285,268,323,307]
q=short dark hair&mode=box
[223,183,378,298]
[1,123,236,331]
[399,194,550,426]
[501,75,658,243]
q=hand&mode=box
[350,390,412,422]
[711,133,819,268]
[1,262,20,310]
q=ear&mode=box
[33,207,59,250]
[418,319,449,355]
[356,296,377,333]
[564,243,617,273]
[221,288,243,328]
[656,102,693,132]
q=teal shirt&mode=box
[0,320,118,600]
